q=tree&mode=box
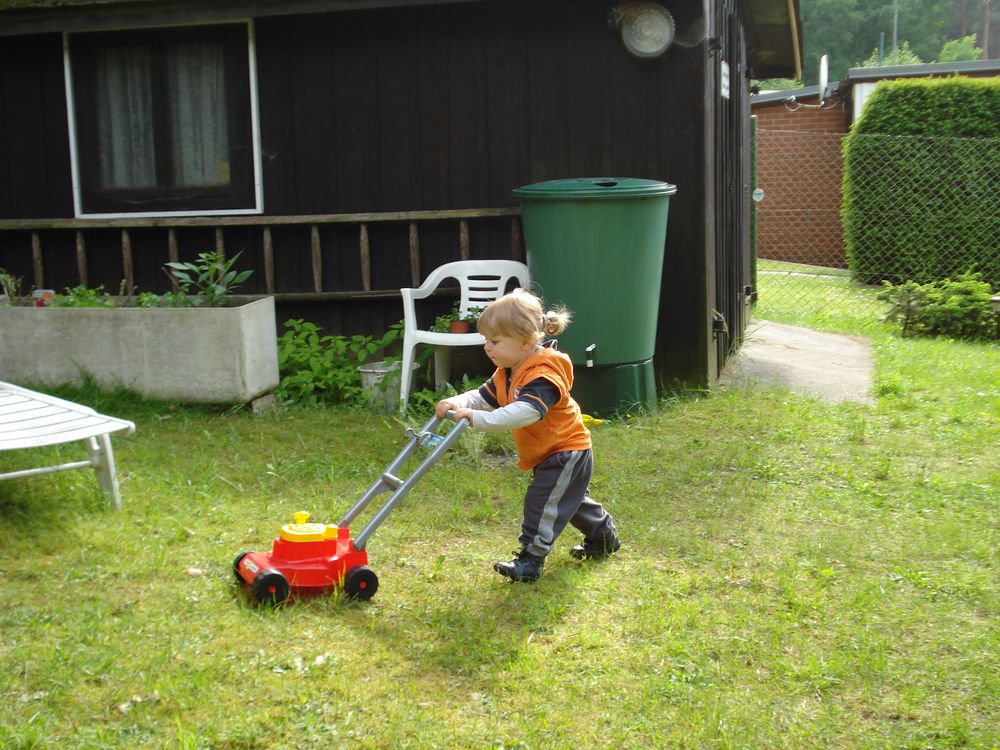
[938,33,984,60]
[979,0,993,57]
[857,40,924,66]
[797,0,997,84]
[800,0,868,84]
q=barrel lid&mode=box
[513,177,677,199]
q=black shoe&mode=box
[493,550,544,582]
[569,533,621,560]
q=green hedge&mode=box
[842,77,1000,286]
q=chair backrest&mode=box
[418,260,530,318]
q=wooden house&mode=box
[0,0,801,391]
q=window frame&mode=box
[64,20,263,218]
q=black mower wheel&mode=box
[233,551,251,582]
[343,565,379,601]
[252,569,289,607]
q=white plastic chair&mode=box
[399,260,529,410]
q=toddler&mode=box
[436,288,619,582]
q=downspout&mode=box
[750,114,758,304]
[703,0,718,385]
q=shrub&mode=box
[842,77,1000,287]
[276,319,403,405]
[878,273,996,341]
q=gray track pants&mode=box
[520,449,615,559]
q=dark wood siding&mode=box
[0,34,74,220]
[253,1,693,215]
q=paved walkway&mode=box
[718,319,875,405]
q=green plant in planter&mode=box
[431,315,452,333]
[50,284,116,308]
[0,267,26,306]
[431,302,483,333]
[431,314,454,333]
[430,303,460,333]
[135,291,161,308]
[1,253,253,309]
[165,251,253,308]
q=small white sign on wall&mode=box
[720,60,730,99]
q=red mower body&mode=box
[234,512,377,605]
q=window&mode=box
[67,23,259,216]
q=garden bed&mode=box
[0,296,279,403]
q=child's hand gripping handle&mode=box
[444,409,473,427]
[421,409,468,448]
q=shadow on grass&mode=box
[222,546,613,678]
[355,557,607,676]
[0,465,109,531]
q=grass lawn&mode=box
[755,259,887,334]
[1,286,997,748]
[758,259,853,278]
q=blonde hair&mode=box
[476,288,571,344]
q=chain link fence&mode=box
[753,128,1000,333]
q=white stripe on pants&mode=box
[521,449,614,559]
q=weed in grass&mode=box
[875,372,907,397]
[869,456,893,481]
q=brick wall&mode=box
[754,96,851,134]
[753,95,850,268]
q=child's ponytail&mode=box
[542,308,571,336]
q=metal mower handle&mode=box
[346,408,470,549]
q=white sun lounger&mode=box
[0,381,135,509]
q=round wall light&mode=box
[614,2,675,59]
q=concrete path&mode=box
[718,319,875,405]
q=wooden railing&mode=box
[0,208,523,300]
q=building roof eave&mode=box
[750,83,822,106]
[0,0,486,36]
[845,58,1000,82]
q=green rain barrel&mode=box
[513,177,676,417]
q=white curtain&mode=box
[94,40,229,190]
[168,41,229,187]
[96,46,155,189]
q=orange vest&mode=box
[490,347,591,470]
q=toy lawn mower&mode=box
[234,411,468,606]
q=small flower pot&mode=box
[449,320,471,334]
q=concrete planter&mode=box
[0,296,279,404]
